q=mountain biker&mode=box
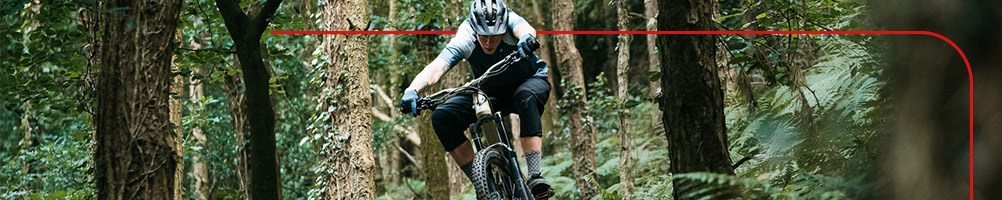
[400,0,554,198]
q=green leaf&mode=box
[67,71,80,79]
[755,12,769,20]
[648,71,662,82]
[625,99,641,109]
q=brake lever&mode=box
[415,97,437,113]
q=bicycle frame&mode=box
[466,90,534,199]
[414,49,539,199]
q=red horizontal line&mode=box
[270,30,934,35]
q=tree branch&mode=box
[177,47,235,54]
[731,155,753,169]
[370,84,395,111]
[251,0,284,34]
[214,0,248,37]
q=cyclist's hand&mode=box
[400,89,420,117]
[517,34,538,59]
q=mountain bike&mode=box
[412,43,541,200]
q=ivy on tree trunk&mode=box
[94,0,184,199]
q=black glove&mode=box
[400,89,420,117]
[517,34,538,59]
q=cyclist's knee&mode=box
[514,90,540,110]
[431,109,468,151]
[431,109,460,132]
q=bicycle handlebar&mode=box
[409,40,539,115]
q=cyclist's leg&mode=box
[431,95,478,179]
[512,77,550,152]
[512,77,554,198]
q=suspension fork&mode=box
[468,119,486,153]
[492,112,534,200]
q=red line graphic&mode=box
[272,29,975,199]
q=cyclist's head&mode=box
[477,34,503,55]
[470,0,509,36]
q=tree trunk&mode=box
[445,0,471,195]
[317,0,376,199]
[222,57,251,198]
[657,0,735,199]
[416,34,452,200]
[872,0,999,199]
[214,0,285,199]
[645,0,662,122]
[170,43,185,200]
[553,0,598,198]
[189,65,211,200]
[615,0,634,198]
[645,0,660,96]
[94,0,183,199]
[19,101,34,191]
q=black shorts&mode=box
[430,77,551,151]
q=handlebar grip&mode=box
[528,39,540,51]
[414,98,434,114]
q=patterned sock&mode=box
[461,162,474,180]
[525,151,542,176]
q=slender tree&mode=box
[657,0,736,199]
[179,24,213,200]
[188,63,210,200]
[614,0,634,198]
[444,0,473,195]
[529,0,562,139]
[213,0,284,198]
[169,35,185,200]
[553,0,599,198]
[416,21,451,200]
[644,0,659,96]
[94,0,183,199]
[222,55,252,197]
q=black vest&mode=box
[467,41,541,90]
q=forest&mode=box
[1,0,997,199]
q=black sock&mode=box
[525,151,542,177]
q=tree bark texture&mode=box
[318,0,376,199]
[615,0,634,198]
[657,0,736,199]
[94,0,183,199]
[553,0,598,198]
[170,49,185,200]
[214,0,284,199]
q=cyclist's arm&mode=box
[509,11,537,40]
[406,59,452,93]
[407,21,475,93]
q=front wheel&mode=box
[471,144,518,200]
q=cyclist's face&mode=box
[477,34,504,55]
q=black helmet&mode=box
[469,0,509,35]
